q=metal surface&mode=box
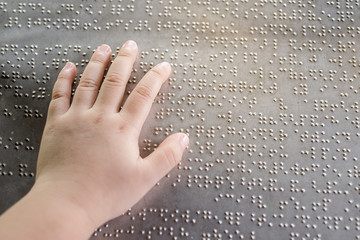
[0,1,359,239]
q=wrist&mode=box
[0,181,98,240]
[33,170,125,227]
[32,182,98,226]
[31,175,106,228]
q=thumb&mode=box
[141,133,189,186]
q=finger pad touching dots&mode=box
[155,62,171,77]
[120,40,138,56]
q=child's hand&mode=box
[34,40,189,227]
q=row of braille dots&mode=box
[94,208,236,237]
[94,225,190,239]
[140,226,189,239]
[11,2,49,13]
[178,173,298,194]
[92,211,356,239]
[3,104,44,118]
[0,84,47,99]
[317,102,360,115]
[300,130,356,145]
[186,158,284,176]
[152,124,175,136]
[92,224,135,237]
[288,162,319,176]
[63,3,134,15]
[154,92,177,104]
[3,2,360,32]
[1,70,37,82]
[51,19,148,31]
[202,228,250,240]
[291,178,354,197]
[218,126,287,143]
[18,104,44,118]
[0,163,34,177]
[139,226,190,239]
[126,208,243,225]
[312,180,353,196]
[152,124,210,140]
[44,45,84,54]
[94,209,242,237]
[0,44,38,56]
[312,195,352,213]
[289,232,322,240]
[1,2,157,30]
[309,68,357,83]
[137,208,198,224]
[237,177,285,192]
[154,107,178,120]
[255,161,286,174]
[310,215,359,231]
[1,137,35,151]
[313,100,354,113]
[248,5,357,24]
[160,1,326,22]
[139,49,170,61]
[159,22,242,35]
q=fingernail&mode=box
[122,40,137,50]
[63,62,73,71]
[179,134,189,149]
[98,44,110,54]
[158,62,171,70]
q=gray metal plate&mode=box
[0,1,359,239]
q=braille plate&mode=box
[0,1,359,239]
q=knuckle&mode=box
[118,120,136,134]
[118,116,135,132]
[118,114,143,135]
[87,109,111,126]
[51,90,68,100]
[104,71,127,87]
[134,84,154,101]
[93,113,106,125]
[78,76,98,89]
[90,54,108,66]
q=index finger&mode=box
[120,62,171,132]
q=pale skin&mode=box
[0,40,189,239]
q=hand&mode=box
[34,40,189,228]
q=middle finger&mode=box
[93,40,138,112]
